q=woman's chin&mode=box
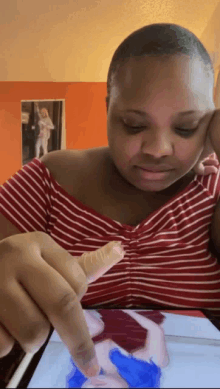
[132,178,174,193]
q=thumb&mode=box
[76,241,125,284]
[193,161,205,175]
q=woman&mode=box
[34,103,55,158]
[0,23,220,375]
[1,24,219,314]
[66,309,169,388]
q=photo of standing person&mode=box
[66,309,169,388]
[34,102,55,158]
[21,100,64,164]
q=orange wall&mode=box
[0,0,219,82]
[0,82,108,184]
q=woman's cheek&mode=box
[123,139,140,160]
[176,139,203,169]
[109,131,139,162]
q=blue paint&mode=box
[66,359,105,388]
[109,347,161,388]
[66,347,161,388]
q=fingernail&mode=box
[112,246,125,259]
[83,357,101,377]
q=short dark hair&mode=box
[106,23,214,106]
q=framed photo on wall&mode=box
[21,100,66,166]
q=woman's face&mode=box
[107,55,215,193]
[82,373,128,388]
[40,108,48,117]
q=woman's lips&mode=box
[136,166,173,180]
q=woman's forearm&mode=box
[122,309,161,331]
[122,310,169,368]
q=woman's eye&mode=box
[122,119,198,136]
[176,127,197,136]
[123,122,146,132]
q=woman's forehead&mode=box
[110,73,213,114]
[115,55,210,82]
[112,55,214,106]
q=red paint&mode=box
[92,310,165,353]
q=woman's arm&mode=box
[34,103,43,120]
[122,310,169,368]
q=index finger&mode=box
[76,241,125,283]
[19,238,124,378]
[18,259,100,378]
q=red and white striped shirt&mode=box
[1,157,220,319]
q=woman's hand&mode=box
[193,153,219,175]
[206,109,220,161]
[193,109,220,175]
[0,233,124,377]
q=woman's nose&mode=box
[141,131,173,158]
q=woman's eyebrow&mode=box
[124,109,203,117]
[177,110,204,116]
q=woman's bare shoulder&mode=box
[40,147,107,171]
[40,149,87,171]
[39,147,108,191]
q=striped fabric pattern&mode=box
[1,157,220,319]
